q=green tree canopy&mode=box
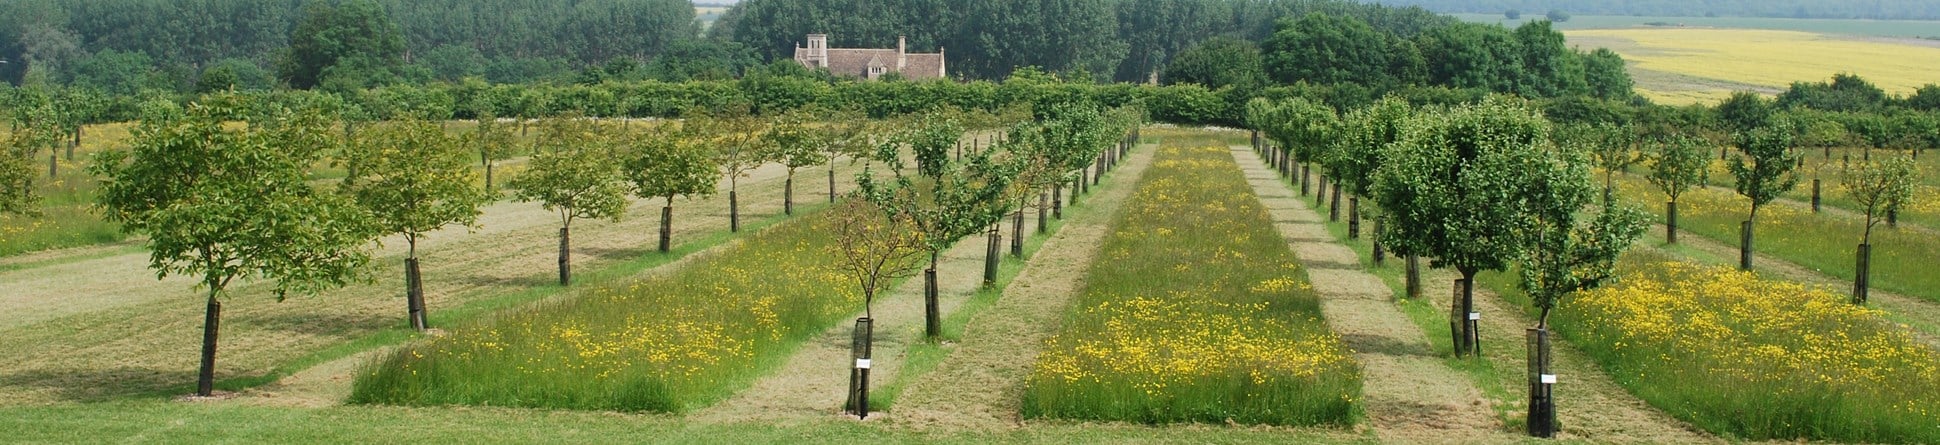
[277,0,406,90]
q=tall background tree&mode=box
[277,0,407,90]
[92,98,375,397]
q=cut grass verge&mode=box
[1022,144,1362,426]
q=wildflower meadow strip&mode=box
[349,209,860,412]
[1560,253,1940,443]
[1022,145,1362,426]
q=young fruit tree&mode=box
[1838,155,1917,305]
[465,110,518,193]
[831,190,931,419]
[1247,98,1335,195]
[820,108,876,202]
[1374,99,1554,358]
[1328,97,1411,243]
[1728,122,1802,271]
[509,116,629,286]
[340,117,491,331]
[693,106,770,232]
[762,109,831,216]
[92,99,376,397]
[620,125,720,253]
[1559,123,1639,204]
[0,115,58,215]
[1513,142,1649,437]
[1644,134,1708,244]
[860,112,1015,340]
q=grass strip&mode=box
[1021,143,1362,426]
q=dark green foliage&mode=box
[1777,73,1890,112]
[1160,37,1264,91]
[278,0,406,90]
[1264,14,1425,88]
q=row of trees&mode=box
[836,102,1143,416]
[1250,96,1649,436]
[80,90,1044,398]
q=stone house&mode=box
[793,34,946,80]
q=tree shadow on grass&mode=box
[228,311,398,341]
[0,366,199,402]
[1339,333,1438,357]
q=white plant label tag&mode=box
[1541,374,1557,384]
[855,359,872,369]
[1468,312,1481,321]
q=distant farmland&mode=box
[1561,28,1940,105]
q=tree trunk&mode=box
[1316,175,1328,208]
[1301,165,1311,196]
[829,168,837,203]
[1038,192,1049,234]
[196,292,222,397]
[1457,270,1481,357]
[924,253,940,340]
[1348,197,1360,240]
[1811,179,1821,213]
[485,162,495,193]
[1739,220,1754,271]
[1011,210,1024,257]
[1053,185,1064,219]
[1328,183,1341,222]
[659,205,673,253]
[847,317,874,419]
[1888,209,1898,227]
[1854,243,1871,305]
[984,226,1000,287]
[407,256,427,331]
[1405,255,1422,299]
[1526,327,1557,438]
[785,175,794,216]
[729,190,740,232]
[1072,176,1084,205]
[49,154,57,178]
[559,227,572,286]
[1372,219,1385,266]
[1666,200,1679,244]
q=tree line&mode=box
[0,0,706,89]
[1386,0,1940,21]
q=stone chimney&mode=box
[897,35,908,70]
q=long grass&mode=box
[1611,172,1940,303]
[1552,251,1940,443]
[349,207,863,412]
[1022,144,1362,426]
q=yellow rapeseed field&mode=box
[1568,28,1940,105]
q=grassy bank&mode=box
[1022,144,1362,426]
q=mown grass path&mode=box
[885,137,1157,431]
[1228,145,1508,443]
